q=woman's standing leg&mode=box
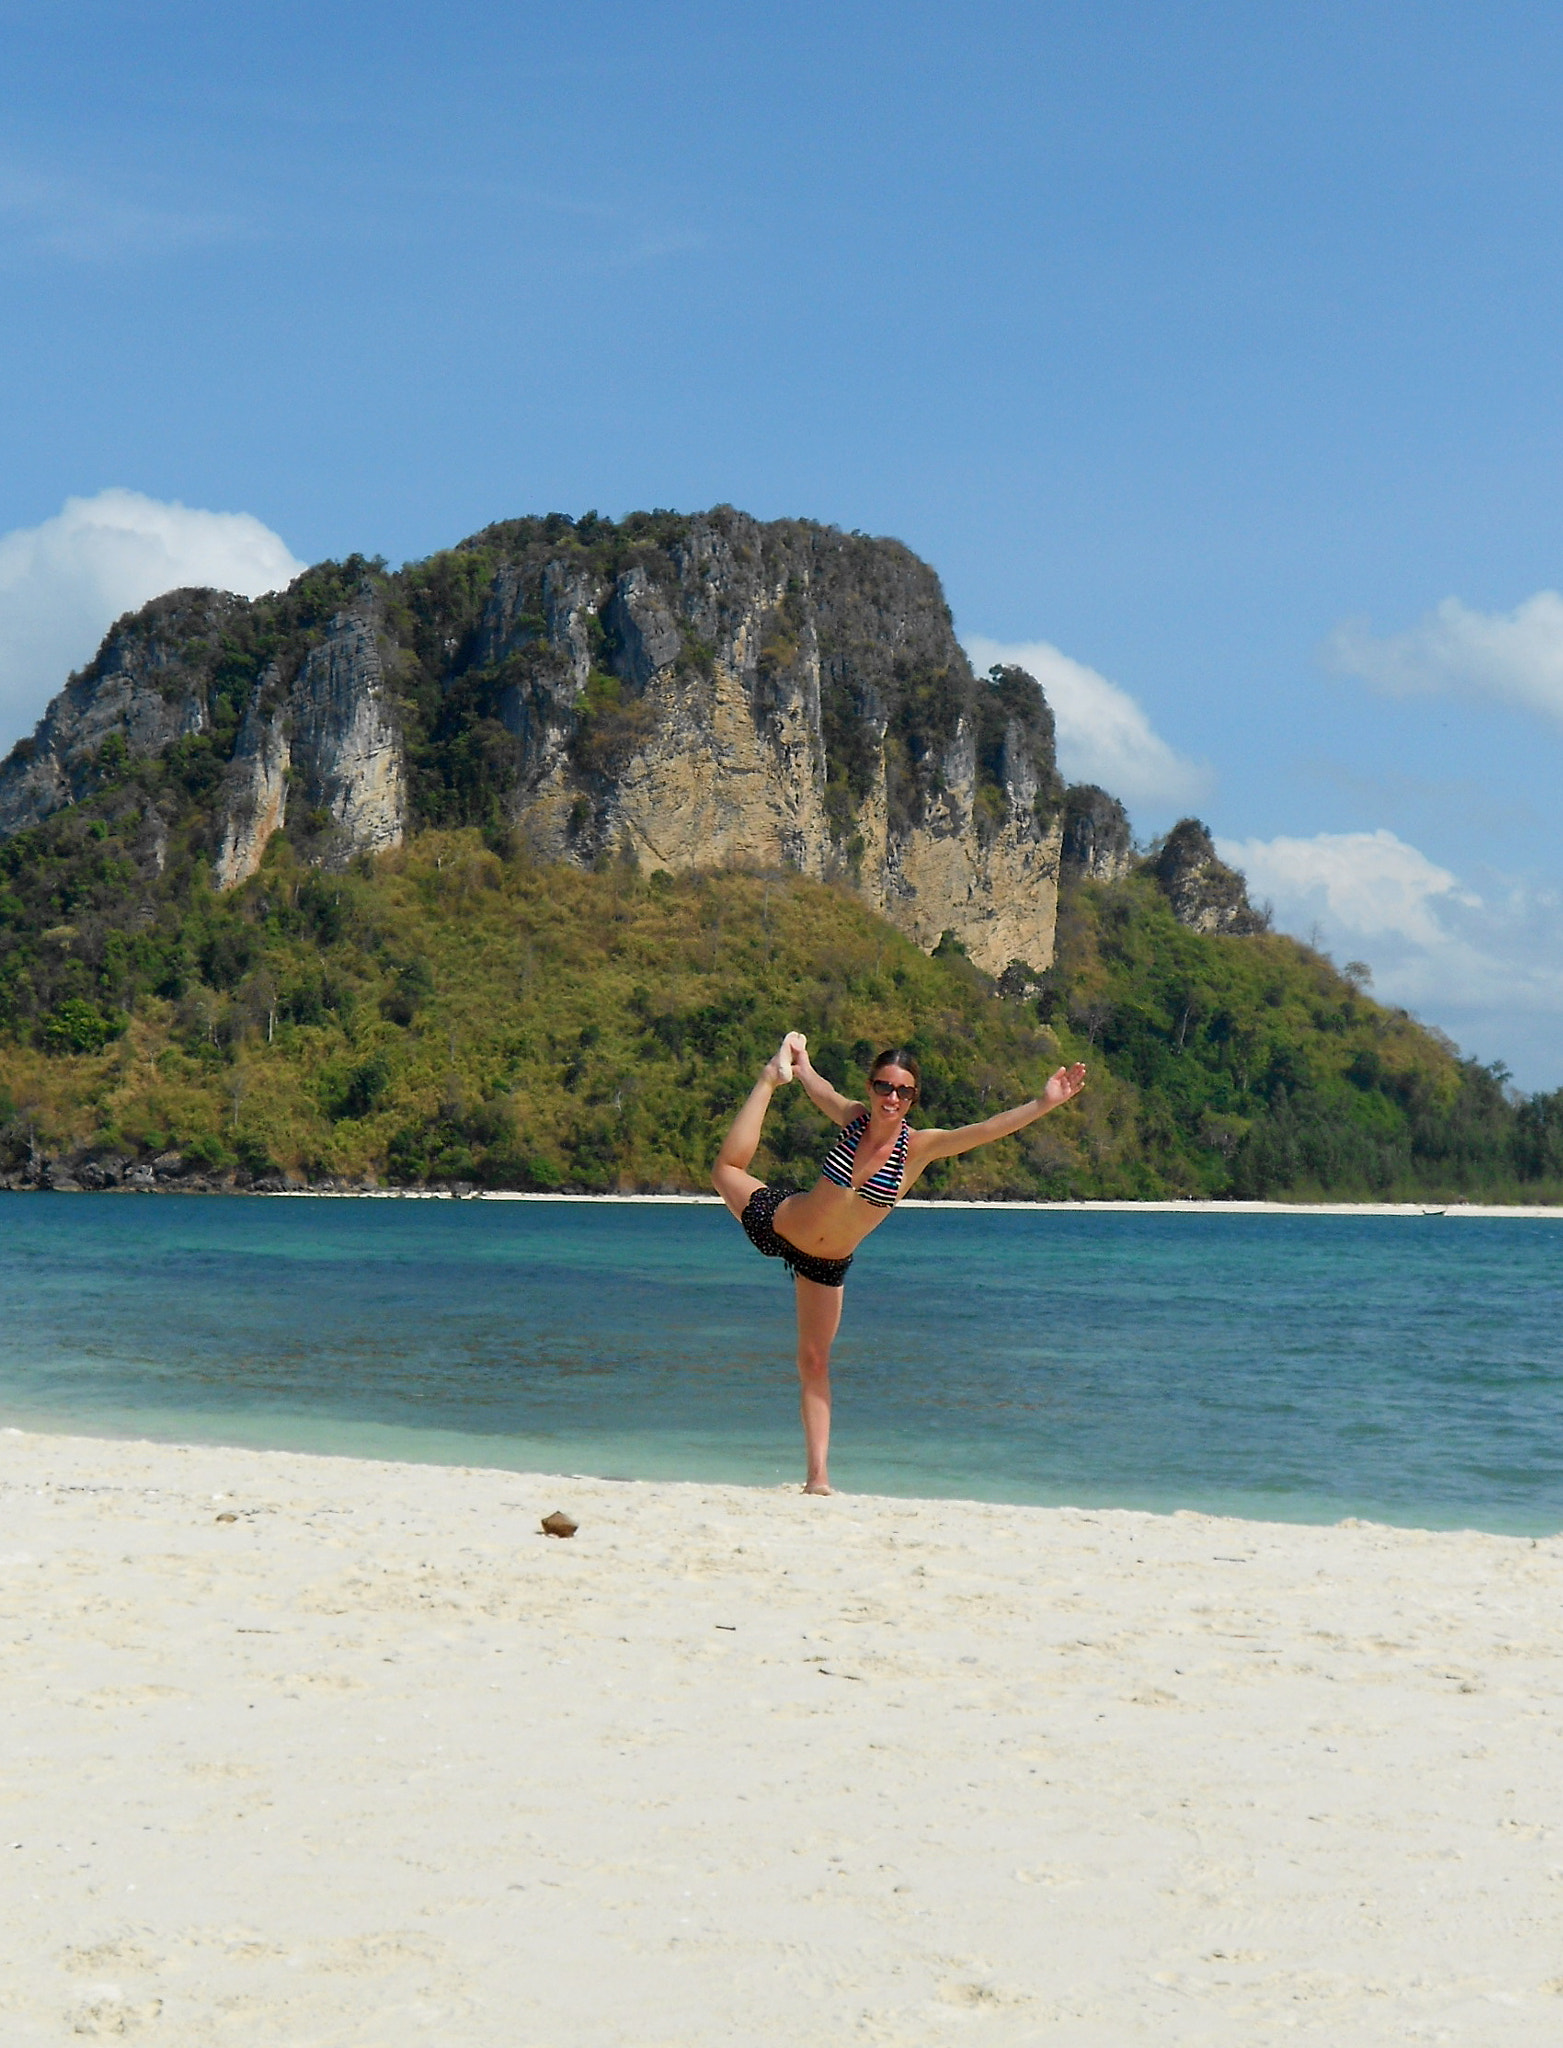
[711,1056,789,1218]
[794,1275,845,1493]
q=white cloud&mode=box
[963,634,1212,812]
[1219,828,1480,948]
[0,489,307,753]
[1328,590,1563,727]
[1217,827,1563,1090]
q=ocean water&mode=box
[1,1194,1560,1533]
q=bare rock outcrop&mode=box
[463,513,1066,972]
[1152,818,1269,935]
[212,606,407,887]
[1061,784,1134,882]
[0,589,232,838]
[286,609,406,863]
[213,678,289,890]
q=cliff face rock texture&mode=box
[212,677,289,891]
[1151,819,1269,936]
[287,611,408,861]
[1061,784,1134,883]
[1,577,408,889]
[202,606,409,889]
[0,590,228,840]
[406,511,1068,971]
[0,509,1199,974]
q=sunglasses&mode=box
[870,1078,915,1098]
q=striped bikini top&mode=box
[819,1113,911,1209]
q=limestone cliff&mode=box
[0,589,225,840]
[3,573,409,890]
[1150,819,1269,936]
[1061,784,1134,883]
[396,510,1069,972]
[286,607,407,861]
[212,677,289,891]
[207,601,409,888]
[0,510,1105,972]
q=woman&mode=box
[712,1033,1088,1493]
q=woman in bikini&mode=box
[712,1033,1088,1493]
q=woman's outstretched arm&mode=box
[793,1042,864,1127]
[912,1063,1088,1163]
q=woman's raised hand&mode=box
[1040,1062,1088,1111]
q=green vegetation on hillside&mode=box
[1,751,1559,1199]
[1039,878,1563,1198]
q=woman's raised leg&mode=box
[711,1054,790,1219]
[794,1275,844,1494]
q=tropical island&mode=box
[1,508,1558,1201]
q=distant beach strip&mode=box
[255,1189,1563,1216]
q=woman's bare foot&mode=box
[803,1479,833,1495]
[770,1031,808,1084]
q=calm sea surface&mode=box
[2,1194,1560,1533]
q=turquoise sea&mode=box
[1,1194,1560,1533]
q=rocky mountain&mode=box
[0,507,1252,972]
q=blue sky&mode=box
[3,1,1562,1083]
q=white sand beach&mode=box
[277,1190,1563,1217]
[3,1430,1562,2045]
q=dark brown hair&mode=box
[869,1047,921,1103]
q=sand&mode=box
[3,1431,1562,2045]
[280,1189,1563,1216]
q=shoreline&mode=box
[325,1190,1563,1218]
[8,1410,1556,1540]
[7,1183,1561,1217]
[5,1418,1557,1537]
[5,1425,1562,2042]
